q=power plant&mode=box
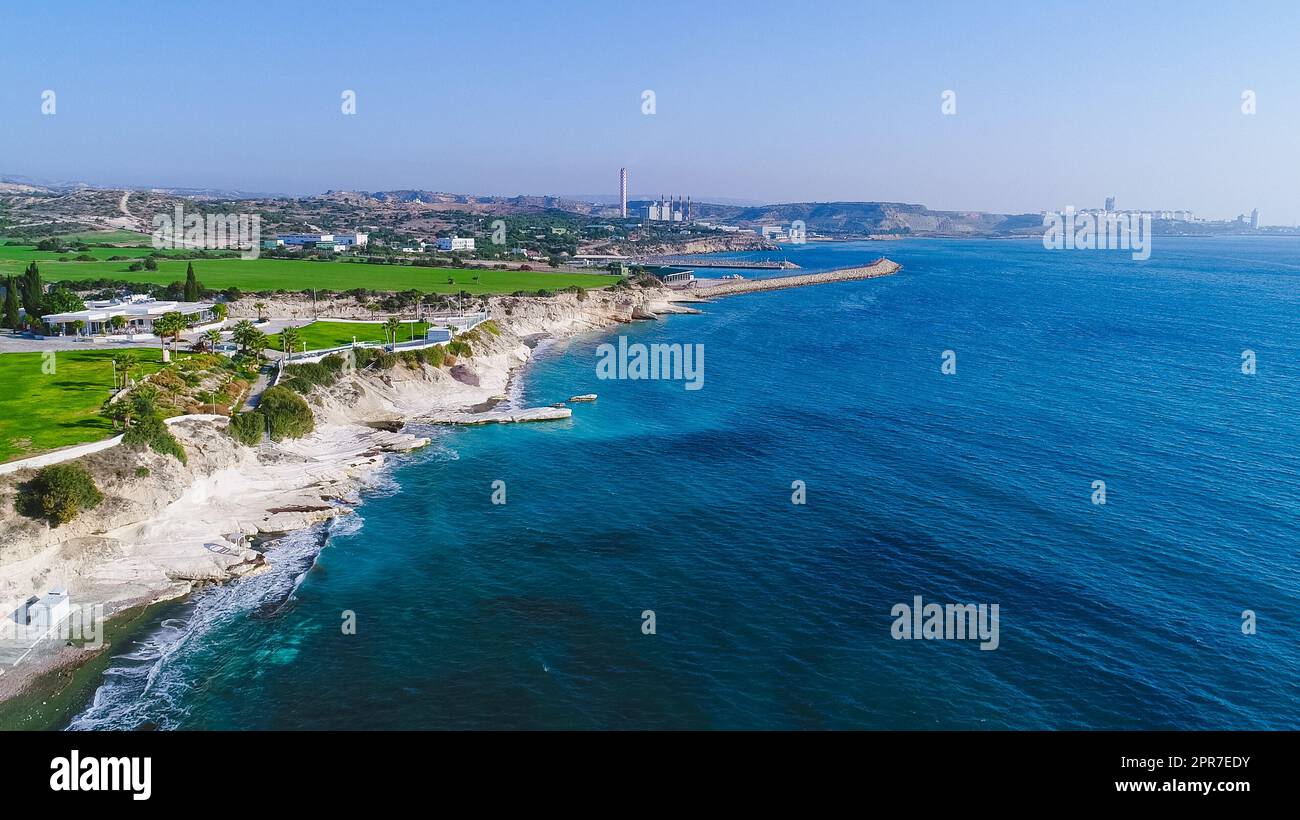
[643,194,691,222]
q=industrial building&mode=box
[643,195,691,222]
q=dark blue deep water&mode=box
[71,237,1300,729]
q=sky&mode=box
[1,0,1298,223]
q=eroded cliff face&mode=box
[0,286,688,623]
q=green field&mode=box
[0,244,613,294]
[0,229,152,246]
[267,320,432,352]
[0,348,167,463]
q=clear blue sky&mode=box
[2,0,1297,222]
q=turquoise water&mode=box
[71,237,1300,729]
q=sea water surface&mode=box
[70,237,1300,729]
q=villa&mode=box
[42,296,218,337]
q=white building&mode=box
[43,296,217,337]
[275,232,368,250]
[20,590,71,630]
[436,236,475,252]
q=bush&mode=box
[445,340,472,358]
[15,464,104,527]
[257,386,315,441]
[426,345,446,368]
[282,360,340,393]
[375,351,398,369]
[124,412,187,465]
[228,411,265,446]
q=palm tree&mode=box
[109,314,127,335]
[211,303,229,322]
[202,328,223,352]
[231,319,258,354]
[152,312,187,363]
[253,302,267,322]
[281,325,301,356]
[382,317,402,347]
[111,351,137,390]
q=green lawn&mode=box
[0,348,167,463]
[267,320,432,352]
[0,246,613,294]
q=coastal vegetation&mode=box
[120,389,187,465]
[228,386,314,446]
[14,463,103,527]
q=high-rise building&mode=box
[1250,208,1259,229]
[619,168,628,218]
[1104,196,1116,212]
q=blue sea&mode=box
[70,237,1300,730]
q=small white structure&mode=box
[21,590,71,630]
[436,236,475,252]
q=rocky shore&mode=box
[0,283,693,706]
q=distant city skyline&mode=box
[2,1,1298,223]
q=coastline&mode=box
[0,284,702,722]
[0,261,899,725]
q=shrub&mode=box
[479,319,501,336]
[135,466,150,478]
[124,412,187,465]
[257,386,315,441]
[375,351,398,369]
[228,411,265,446]
[15,464,104,527]
[282,361,339,393]
[426,345,446,368]
[445,340,472,358]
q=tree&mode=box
[202,328,223,352]
[43,288,86,314]
[183,263,201,301]
[143,255,159,271]
[2,276,20,331]
[382,316,402,346]
[20,262,42,323]
[211,302,228,322]
[253,301,267,321]
[15,463,104,527]
[232,319,258,354]
[280,325,301,355]
[152,311,187,363]
[71,319,86,337]
[109,314,128,334]
[111,351,137,390]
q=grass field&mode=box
[0,348,167,463]
[0,245,613,295]
[0,229,152,246]
[267,320,433,352]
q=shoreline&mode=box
[0,261,898,725]
[0,284,700,723]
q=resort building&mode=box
[436,236,475,252]
[43,296,217,337]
